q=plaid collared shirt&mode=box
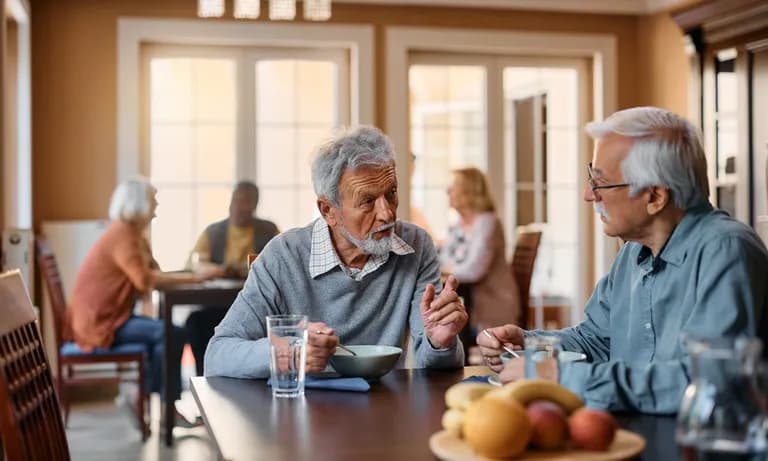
[308,219,414,281]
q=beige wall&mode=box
[32,0,685,227]
[636,11,690,114]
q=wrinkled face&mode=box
[584,134,650,240]
[322,165,398,254]
[229,188,258,226]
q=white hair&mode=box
[108,177,157,223]
[311,125,395,206]
[585,106,710,210]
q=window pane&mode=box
[151,124,194,183]
[410,64,486,242]
[257,127,297,186]
[149,56,238,270]
[297,61,335,124]
[194,59,236,121]
[151,59,193,122]
[257,61,296,124]
[196,124,236,183]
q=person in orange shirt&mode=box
[68,177,219,425]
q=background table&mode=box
[157,279,243,446]
[191,367,679,460]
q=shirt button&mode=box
[645,323,652,329]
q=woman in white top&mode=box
[440,168,521,334]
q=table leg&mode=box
[161,292,174,446]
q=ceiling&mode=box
[332,0,695,15]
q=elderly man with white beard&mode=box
[205,126,468,378]
[477,107,768,414]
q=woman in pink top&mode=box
[439,168,521,342]
[68,177,220,424]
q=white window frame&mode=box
[118,18,374,182]
[387,26,617,320]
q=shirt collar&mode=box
[637,202,713,267]
[308,218,414,280]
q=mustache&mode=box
[368,222,395,236]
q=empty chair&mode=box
[0,270,70,461]
[35,237,149,439]
[510,229,542,329]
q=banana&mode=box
[441,408,465,434]
[485,379,583,414]
[444,382,495,410]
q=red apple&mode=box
[526,400,569,450]
[568,408,617,451]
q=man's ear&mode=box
[317,198,338,226]
[646,186,670,216]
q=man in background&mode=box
[186,181,279,375]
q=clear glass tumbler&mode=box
[266,314,308,398]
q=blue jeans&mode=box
[112,315,186,402]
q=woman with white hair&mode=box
[67,177,219,425]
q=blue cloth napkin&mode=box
[267,377,371,392]
[461,375,494,384]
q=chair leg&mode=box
[136,361,149,441]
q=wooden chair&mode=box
[510,230,542,329]
[35,237,149,440]
[0,270,70,461]
[247,253,259,268]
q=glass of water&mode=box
[524,335,561,382]
[266,314,308,398]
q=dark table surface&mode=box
[157,279,243,446]
[190,366,680,461]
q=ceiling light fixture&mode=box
[234,0,261,19]
[197,0,224,18]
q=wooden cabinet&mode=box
[673,0,768,229]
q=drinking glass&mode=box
[266,314,308,398]
[524,335,561,382]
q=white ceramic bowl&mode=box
[500,350,587,365]
[329,345,402,380]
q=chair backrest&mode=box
[0,271,70,461]
[510,230,542,329]
[34,237,68,352]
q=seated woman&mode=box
[67,177,220,425]
[439,168,521,351]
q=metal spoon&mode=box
[483,329,520,358]
[336,344,358,356]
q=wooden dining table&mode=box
[190,366,679,460]
[157,278,244,446]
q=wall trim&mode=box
[116,18,375,181]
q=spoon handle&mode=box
[482,329,520,358]
[336,343,357,356]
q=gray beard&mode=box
[339,222,395,257]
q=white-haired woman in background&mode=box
[67,177,219,424]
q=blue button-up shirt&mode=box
[531,204,768,414]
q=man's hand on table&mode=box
[306,322,339,373]
[421,275,468,349]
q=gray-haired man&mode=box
[205,126,467,378]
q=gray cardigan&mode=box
[204,219,464,378]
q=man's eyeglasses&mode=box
[587,163,630,197]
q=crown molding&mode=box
[333,0,692,15]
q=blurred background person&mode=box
[67,177,218,426]
[185,181,280,376]
[439,167,520,359]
